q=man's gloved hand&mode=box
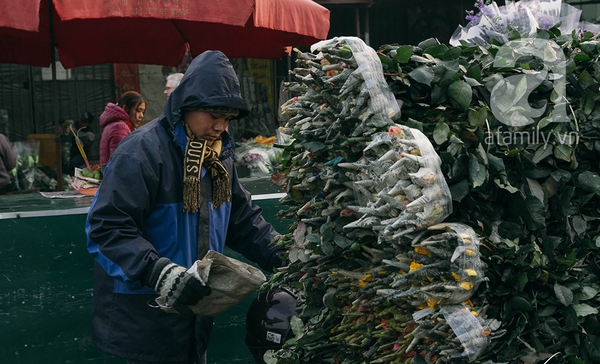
[145,257,211,316]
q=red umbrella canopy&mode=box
[0,0,41,30]
[0,0,330,68]
[187,0,331,59]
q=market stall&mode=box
[0,177,285,364]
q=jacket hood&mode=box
[100,103,130,128]
[160,51,251,129]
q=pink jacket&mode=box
[99,103,132,164]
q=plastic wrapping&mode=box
[311,36,401,120]
[441,305,490,361]
[450,0,592,47]
[10,140,39,191]
[406,222,486,305]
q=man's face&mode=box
[184,110,233,145]
[164,80,177,97]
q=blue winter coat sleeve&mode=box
[86,148,161,290]
[225,166,283,273]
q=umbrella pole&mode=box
[48,0,63,191]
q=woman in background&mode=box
[99,91,146,164]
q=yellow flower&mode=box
[465,269,478,277]
[427,300,437,308]
[410,261,423,271]
[459,282,474,290]
[459,233,472,244]
[414,247,429,256]
[359,273,373,287]
[451,272,461,281]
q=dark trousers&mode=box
[125,316,212,364]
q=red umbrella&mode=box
[0,0,330,68]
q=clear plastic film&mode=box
[11,140,40,191]
[451,0,593,47]
[311,36,401,120]
[338,123,452,236]
[441,304,490,362]
[408,222,486,305]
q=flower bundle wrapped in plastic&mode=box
[264,37,499,364]
[451,0,600,47]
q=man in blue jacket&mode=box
[86,50,283,364]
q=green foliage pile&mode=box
[266,26,600,364]
[377,28,600,363]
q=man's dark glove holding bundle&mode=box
[144,257,212,316]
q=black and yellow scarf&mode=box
[182,124,231,213]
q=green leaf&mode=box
[510,296,533,311]
[449,180,469,202]
[571,215,587,236]
[584,334,600,361]
[554,283,574,306]
[537,304,557,317]
[578,171,600,195]
[263,350,277,364]
[467,65,482,82]
[577,286,599,301]
[433,122,450,144]
[444,46,462,61]
[302,141,326,153]
[516,272,528,292]
[305,233,320,243]
[333,235,353,249]
[509,194,546,231]
[498,221,524,239]
[564,306,578,331]
[448,80,473,111]
[408,65,435,86]
[573,303,599,317]
[532,145,553,164]
[487,153,506,174]
[395,45,413,63]
[526,177,545,203]
[553,144,572,162]
[320,223,334,242]
[574,53,590,62]
[378,54,395,69]
[290,315,305,337]
[417,37,439,50]
[539,317,561,340]
[578,69,595,90]
[423,44,449,59]
[451,154,469,181]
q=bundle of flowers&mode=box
[265,1,600,363]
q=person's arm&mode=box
[108,122,131,158]
[225,167,284,272]
[86,150,157,288]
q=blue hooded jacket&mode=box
[86,51,281,362]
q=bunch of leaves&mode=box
[373,25,600,363]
